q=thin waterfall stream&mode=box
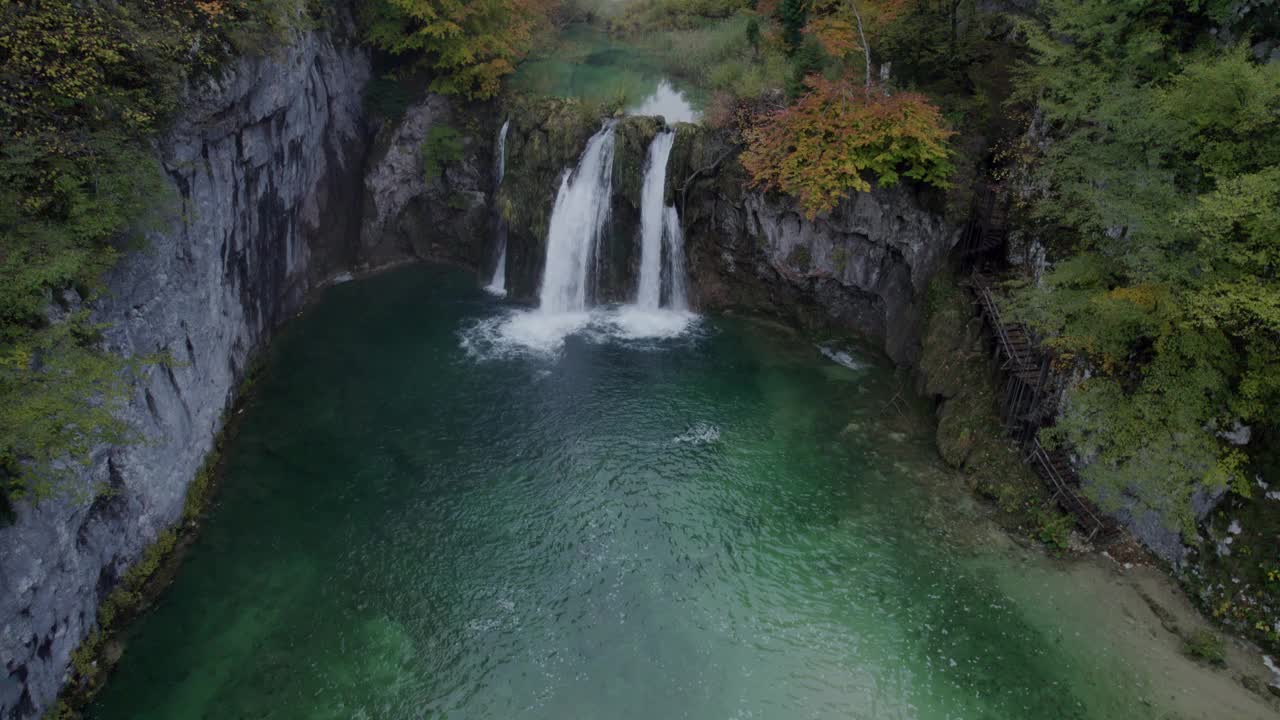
[632,129,692,323]
[664,204,689,310]
[636,131,675,310]
[485,119,511,296]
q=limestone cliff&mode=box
[0,23,371,719]
[669,125,961,366]
[360,95,494,270]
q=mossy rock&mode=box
[611,116,663,211]
[936,398,980,467]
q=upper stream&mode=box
[510,25,702,123]
[88,266,1224,720]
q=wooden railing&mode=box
[1027,438,1110,541]
[967,273,1116,542]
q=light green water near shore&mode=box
[89,266,1199,719]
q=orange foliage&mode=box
[741,75,954,217]
[805,0,910,55]
[804,15,860,59]
[194,1,227,19]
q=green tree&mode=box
[0,0,304,506]
[1010,0,1280,530]
[776,0,808,54]
[361,0,557,100]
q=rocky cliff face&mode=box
[0,80,965,716]
[360,96,494,271]
[0,24,370,720]
[669,126,960,366]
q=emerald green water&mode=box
[90,266,1165,719]
[509,25,703,118]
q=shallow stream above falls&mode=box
[509,24,702,123]
[87,266,1276,720]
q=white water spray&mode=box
[485,119,512,296]
[539,122,617,313]
[630,80,701,124]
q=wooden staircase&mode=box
[967,272,1117,542]
[960,187,1010,260]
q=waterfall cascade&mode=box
[636,131,675,309]
[635,131,690,312]
[485,119,511,296]
[538,122,617,313]
[463,121,695,359]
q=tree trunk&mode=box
[848,0,872,94]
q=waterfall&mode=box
[461,121,696,361]
[485,119,511,296]
[636,131,675,309]
[635,131,690,311]
[538,122,617,313]
[496,118,509,183]
[664,205,689,310]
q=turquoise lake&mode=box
[89,266,1187,719]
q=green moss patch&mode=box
[919,273,1074,551]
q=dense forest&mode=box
[2,0,1279,653]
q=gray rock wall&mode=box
[670,126,960,365]
[360,95,494,270]
[0,24,370,720]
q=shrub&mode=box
[1184,629,1226,666]
[742,75,954,217]
[421,125,465,180]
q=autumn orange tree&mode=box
[804,0,909,87]
[741,74,953,216]
[362,0,558,100]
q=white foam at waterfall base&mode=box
[483,237,508,298]
[460,307,699,361]
[461,310,592,359]
[593,306,697,342]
